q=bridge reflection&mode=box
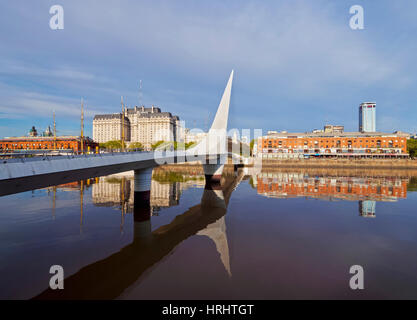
[34,169,243,299]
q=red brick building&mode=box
[0,136,98,153]
[257,131,409,158]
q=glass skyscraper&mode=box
[359,102,376,132]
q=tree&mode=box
[101,140,122,150]
[151,140,196,151]
[128,142,144,150]
[407,139,417,158]
[171,141,195,150]
[185,141,196,149]
[151,140,165,150]
[250,139,256,156]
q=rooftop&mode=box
[93,113,126,120]
[94,105,179,120]
[263,131,410,138]
[1,136,94,142]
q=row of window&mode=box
[262,138,402,145]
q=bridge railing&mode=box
[0,150,155,165]
[0,149,245,167]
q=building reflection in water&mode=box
[253,172,408,217]
[46,179,93,227]
[359,200,376,218]
[89,169,233,276]
[91,170,205,211]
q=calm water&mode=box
[1,166,417,299]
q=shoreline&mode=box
[158,160,417,178]
[161,158,417,170]
[259,159,417,170]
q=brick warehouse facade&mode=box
[0,136,98,153]
[257,131,409,158]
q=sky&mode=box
[0,0,416,138]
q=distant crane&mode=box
[81,98,84,154]
[53,110,57,150]
[121,96,125,151]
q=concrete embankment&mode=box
[154,163,236,175]
[157,159,417,178]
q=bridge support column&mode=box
[201,183,226,210]
[203,163,224,187]
[133,168,153,238]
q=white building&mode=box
[184,129,207,144]
[93,105,182,149]
[93,113,130,144]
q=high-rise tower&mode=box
[359,102,376,132]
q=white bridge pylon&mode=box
[186,70,234,157]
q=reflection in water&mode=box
[46,179,93,232]
[197,216,231,277]
[91,172,205,214]
[253,172,408,217]
[34,169,243,299]
[2,167,417,299]
[359,200,376,218]
[90,171,207,233]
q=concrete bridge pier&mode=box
[203,154,227,187]
[133,168,153,239]
[203,163,224,185]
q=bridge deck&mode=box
[0,151,228,196]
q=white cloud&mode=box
[0,84,104,120]
[67,0,410,92]
[0,0,416,133]
[0,59,105,82]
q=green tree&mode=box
[101,140,123,150]
[128,142,144,150]
[407,139,417,158]
[185,141,196,149]
[151,140,196,151]
[151,140,165,150]
[250,139,255,156]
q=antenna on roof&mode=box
[205,111,210,132]
[139,80,143,106]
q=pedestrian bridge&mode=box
[0,71,236,197]
[0,151,229,196]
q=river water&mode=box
[1,166,417,299]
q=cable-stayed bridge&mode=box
[0,71,237,197]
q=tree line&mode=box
[99,140,196,151]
